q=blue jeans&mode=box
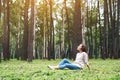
[58,58,80,70]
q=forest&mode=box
[0,0,120,62]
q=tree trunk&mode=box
[28,0,35,62]
[22,0,29,60]
[89,0,93,58]
[44,0,50,59]
[112,0,118,59]
[108,0,113,58]
[97,0,103,59]
[72,0,82,59]
[61,7,65,58]
[15,15,20,60]
[51,0,55,60]
[0,0,1,19]
[86,0,90,58]
[64,0,71,58]
[46,1,50,60]
[49,0,52,60]
[94,1,98,59]
[0,0,1,62]
[102,0,108,59]
[15,0,22,60]
[117,0,120,58]
[43,0,46,59]
[109,0,118,59]
[49,0,55,60]
[2,0,10,60]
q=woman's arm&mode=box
[84,53,90,70]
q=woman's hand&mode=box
[87,64,90,71]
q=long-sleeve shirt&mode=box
[73,52,89,68]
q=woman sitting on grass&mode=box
[48,44,90,70]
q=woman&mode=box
[48,44,90,70]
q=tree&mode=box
[64,0,71,58]
[112,0,119,59]
[94,1,99,59]
[72,0,82,59]
[22,0,30,60]
[42,0,49,59]
[108,0,119,59]
[108,0,113,59]
[44,0,49,59]
[98,0,102,59]
[89,0,94,58]
[48,0,55,59]
[43,0,47,59]
[102,0,108,59]
[117,0,120,58]
[0,0,1,19]
[86,0,90,58]
[14,0,23,60]
[2,0,10,60]
[28,0,35,62]
[0,0,2,62]
[60,1,65,58]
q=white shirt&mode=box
[73,52,89,68]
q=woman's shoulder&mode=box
[82,52,86,54]
[82,52,88,55]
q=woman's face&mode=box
[77,44,82,51]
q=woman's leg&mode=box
[48,58,71,70]
[58,58,71,66]
[65,64,80,70]
[59,63,80,70]
[48,58,80,70]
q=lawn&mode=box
[0,59,120,80]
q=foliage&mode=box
[0,0,120,60]
[0,59,120,80]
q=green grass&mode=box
[0,59,120,80]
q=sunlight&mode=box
[55,0,64,3]
[12,0,67,4]
[37,0,64,3]
[12,0,16,3]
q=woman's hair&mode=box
[81,44,87,52]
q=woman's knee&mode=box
[63,58,67,61]
[65,64,71,68]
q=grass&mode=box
[0,59,120,80]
